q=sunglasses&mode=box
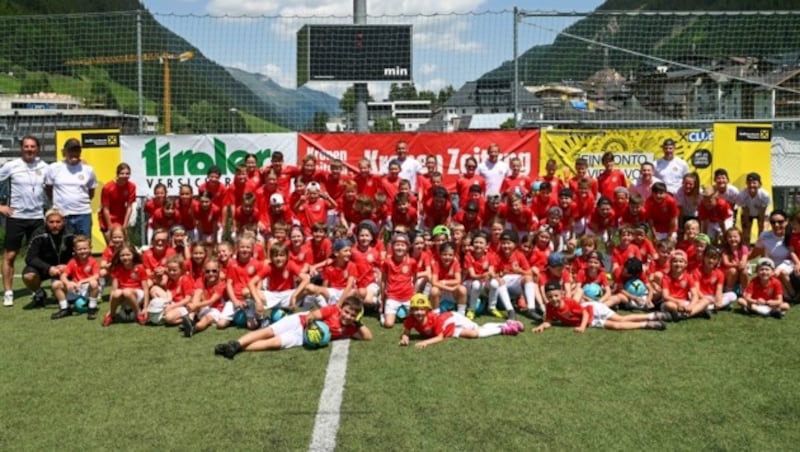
[204,269,219,274]
[770,219,786,225]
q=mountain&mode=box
[481,0,800,85]
[225,67,341,130]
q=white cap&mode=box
[270,193,284,206]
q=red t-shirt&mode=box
[455,175,486,206]
[224,179,259,208]
[531,194,557,221]
[110,264,148,289]
[597,169,628,200]
[289,243,314,267]
[500,174,531,199]
[150,208,181,231]
[64,257,100,281]
[316,304,360,340]
[309,238,333,264]
[176,200,198,230]
[99,180,136,230]
[611,243,641,269]
[528,245,551,274]
[354,174,382,199]
[142,247,177,274]
[391,205,418,230]
[194,204,222,235]
[744,276,783,301]
[321,260,359,289]
[662,271,696,300]
[163,274,196,301]
[495,249,531,276]
[257,261,304,292]
[546,297,592,327]
[504,206,538,234]
[199,279,227,311]
[227,257,266,297]
[574,268,609,287]
[432,258,462,283]
[569,176,599,196]
[422,200,451,229]
[619,206,648,228]
[351,244,383,286]
[698,198,733,224]
[403,310,459,338]
[645,196,680,233]
[295,199,329,234]
[693,267,724,296]
[382,255,417,300]
[463,252,496,279]
[198,181,227,210]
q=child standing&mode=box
[381,234,417,328]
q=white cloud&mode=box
[259,63,295,87]
[207,0,488,16]
[419,77,448,92]
[418,63,437,75]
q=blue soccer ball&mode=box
[303,320,332,349]
[582,283,603,301]
[474,298,486,315]
[439,299,455,312]
[73,296,89,314]
[269,308,288,324]
[233,309,248,328]
[396,304,409,320]
[623,279,648,298]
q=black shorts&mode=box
[4,218,44,251]
[21,265,49,282]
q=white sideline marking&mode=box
[309,339,350,452]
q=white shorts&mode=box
[586,301,615,328]
[66,282,90,300]
[385,298,410,316]
[196,230,218,243]
[503,274,522,293]
[776,260,793,276]
[363,282,379,298]
[270,313,305,349]
[326,288,344,305]
[200,301,234,322]
[444,312,479,338]
[261,289,294,310]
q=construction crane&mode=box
[65,51,195,133]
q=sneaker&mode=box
[699,310,712,320]
[466,310,475,320]
[527,309,543,323]
[50,308,72,320]
[645,320,667,330]
[654,311,671,322]
[489,308,506,319]
[771,309,785,319]
[214,340,240,360]
[507,319,525,333]
[102,312,114,327]
[500,322,519,336]
[87,308,98,320]
[24,289,47,310]
[3,291,13,307]
[136,311,147,326]
[181,315,194,337]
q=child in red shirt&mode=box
[737,258,790,318]
[721,227,750,292]
[381,234,418,328]
[660,250,704,320]
[430,242,467,314]
[573,250,611,304]
[195,191,222,246]
[390,192,418,231]
[399,293,523,349]
[694,246,736,312]
[104,244,149,327]
[304,239,358,307]
[226,236,266,329]
[494,230,540,319]
[249,242,309,316]
[351,221,384,310]
[157,256,200,331]
[698,186,733,241]
[597,151,628,199]
[214,295,372,358]
[51,235,100,320]
[611,227,641,281]
[534,281,667,333]
[645,182,679,241]
[462,231,499,319]
[186,258,230,334]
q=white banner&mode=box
[121,133,298,195]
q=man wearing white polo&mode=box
[654,138,689,194]
[385,140,423,193]
[0,136,48,307]
[45,138,98,238]
[477,143,509,197]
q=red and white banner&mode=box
[298,130,540,189]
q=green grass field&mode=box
[1,273,799,451]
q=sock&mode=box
[647,312,657,320]
[457,304,466,315]
[433,308,441,314]
[497,286,512,311]
[4,290,12,296]
[477,323,503,337]
[88,298,98,309]
[523,282,538,311]
[468,281,480,310]
[59,299,68,310]
[751,305,772,316]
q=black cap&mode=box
[662,138,676,147]
[544,281,562,292]
[746,172,761,183]
[559,188,574,198]
[499,229,518,243]
[468,183,482,193]
[64,138,81,150]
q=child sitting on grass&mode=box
[399,293,523,349]
[51,235,100,320]
[533,281,668,334]
[737,258,791,319]
[213,295,372,359]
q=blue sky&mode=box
[139,0,606,99]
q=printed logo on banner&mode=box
[736,127,772,142]
[81,133,120,148]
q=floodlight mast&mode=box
[354,0,368,133]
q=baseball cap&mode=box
[746,172,762,183]
[269,193,284,206]
[431,225,451,238]
[544,281,562,293]
[547,252,565,267]
[468,184,482,194]
[464,200,480,212]
[757,257,775,269]
[64,138,81,150]
[391,233,410,245]
[499,229,518,243]
[333,239,352,253]
[357,220,378,236]
[662,138,676,147]
[694,233,711,245]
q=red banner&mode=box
[298,130,540,189]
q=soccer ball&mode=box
[474,297,486,315]
[116,308,135,322]
[147,297,168,325]
[303,320,332,349]
[396,304,409,320]
[73,296,88,314]
[623,279,648,298]
[439,299,455,312]
[233,309,248,328]
[269,308,288,324]
[582,283,603,301]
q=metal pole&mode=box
[354,0,368,132]
[164,58,171,134]
[513,7,519,129]
[136,11,144,134]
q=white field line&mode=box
[308,339,351,452]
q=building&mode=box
[367,99,432,132]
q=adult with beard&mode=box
[44,138,97,238]
[23,208,76,314]
[0,136,49,308]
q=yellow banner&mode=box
[711,123,772,200]
[539,128,714,186]
[55,129,122,254]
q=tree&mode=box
[339,86,374,114]
[371,116,402,132]
[500,117,517,130]
[437,85,456,106]
[88,81,119,110]
[388,82,417,101]
[306,111,330,132]
[19,73,51,94]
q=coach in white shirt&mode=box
[384,140,423,193]
[629,161,661,201]
[0,136,48,307]
[477,143,509,196]
[45,138,97,238]
[654,138,689,194]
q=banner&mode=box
[713,123,772,196]
[540,128,714,186]
[56,129,121,253]
[121,134,298,195]
[298,130,540,189]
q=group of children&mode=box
[44,149,795,355]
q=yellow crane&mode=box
[65,51,195,133]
